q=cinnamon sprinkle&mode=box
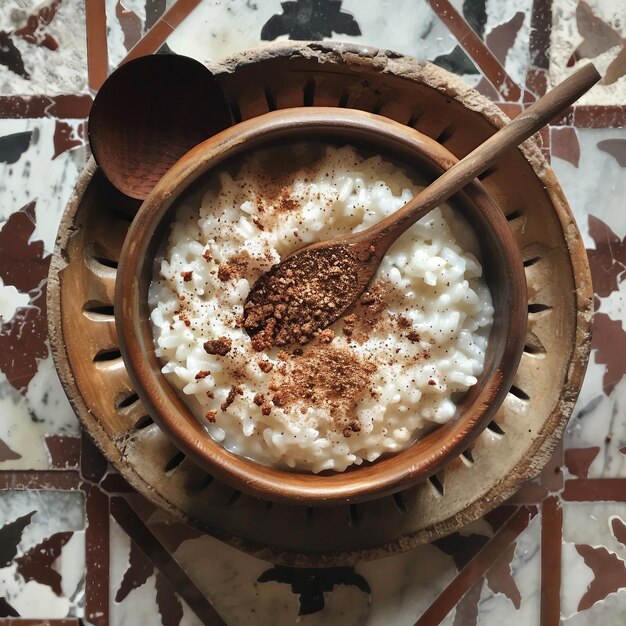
[217,252,251,282]
[268,344,375,423]
[342,419,362,438]
[341,281,393,344]
[203,337,232,356]
[221,386,238,411]
[318,329,335,344]
[258,359,274,373]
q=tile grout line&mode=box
[0,470,81,490]
[84,482,110,626]
[525,0,553,99]
[0,617,81,626]
[0,95,92,119]
[563,478,626,501]
[0,98,622,125]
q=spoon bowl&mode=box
[88,54,232,200]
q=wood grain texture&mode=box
[88,54,231,199]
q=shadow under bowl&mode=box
[115,107,527,506]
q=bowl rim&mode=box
[115,106,527,505]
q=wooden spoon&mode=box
[244,63,600,348]
[88,54,231,200]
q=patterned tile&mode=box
[166,0,502,91]
[0,490,85,619]
[0,116,86,470]
[109,516,203,626]
[0,0,624,624]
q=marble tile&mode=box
[0,1,624,624]
[0,0,88,95]
[474,514,541,625]
[562,587,626,625]
[0,372,77,470]
[166,0,484,86]
[140,505,520,625]
[0,490,85,619]
[561,541,596,619]
[109,515,203,626]
[0,117,85,469]
[551,128,626,250]
[482,0,533,87]
[448,0,534,86]
[360,544,457,625]
[562,501,626,620]
[436,512,542,626]
[168,537,458,626]
[106,0,146,69]
[562,502,626,560]
[106,0,178,69]
[553,127,626,477]
[0,118,87,255]
[550,0,626,105]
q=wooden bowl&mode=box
[115,107,527,505]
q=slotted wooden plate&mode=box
[48,42,591,566]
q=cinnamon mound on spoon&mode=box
[243,245,363,350]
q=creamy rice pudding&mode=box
[150,143,493,473]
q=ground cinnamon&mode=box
[217,252,251,282]
[268,343,375,424]
[243,245,361,349]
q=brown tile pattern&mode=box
[0,95,93,119]
[84,483,109,626]
[110,497,226,625]
[541,496,563,626]
[527,0,552,98]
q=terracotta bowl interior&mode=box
[116,107,527,505]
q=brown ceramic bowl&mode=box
[115,107,527,505]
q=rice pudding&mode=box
[149,143,494,473]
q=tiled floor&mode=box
[1,1,625,624]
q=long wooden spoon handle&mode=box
[371,63,601,248]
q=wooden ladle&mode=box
[88,54,231,200]
[243,63,600,347]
